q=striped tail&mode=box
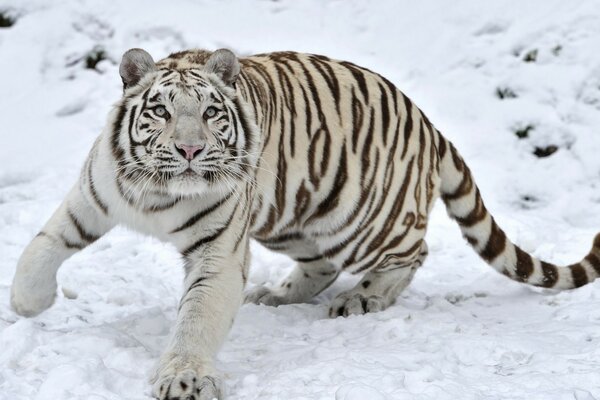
[438,136,600,289]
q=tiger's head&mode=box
[111,48,259,198]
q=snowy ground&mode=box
[1,0,600,399]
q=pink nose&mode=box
[176,143,204,160]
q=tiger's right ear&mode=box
[119,48,156,90]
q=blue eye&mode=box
[204,106,218,119]
[154,105,168,118]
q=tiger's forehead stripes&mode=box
[167,91,177,104]
[150,75,226,109]
[156,69,213,89]
[149,92,162,103]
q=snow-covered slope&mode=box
[1,1,600,399]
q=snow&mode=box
[1,0,600,398]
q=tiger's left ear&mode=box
[119,48,156,90]
[204,48,240,87]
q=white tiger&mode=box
[11,48,600,399]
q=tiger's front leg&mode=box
[152,231,249,400]
[11,183,114,316]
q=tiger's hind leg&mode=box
[329,242,428,317]
[245,258,339,306]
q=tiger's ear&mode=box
[119,48,156,90]
[204,48,240,87]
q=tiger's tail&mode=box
[438,136,600,289]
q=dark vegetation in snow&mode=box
[0,10,15,27]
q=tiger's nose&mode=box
[175,143,204,160]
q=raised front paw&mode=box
[151,355,222,400]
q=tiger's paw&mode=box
[10,277,57,317]
[151,354,222,400]
[152,371,221,400]
[244,286,289,306]
[328,293,388,318]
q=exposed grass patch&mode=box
[552,45,562,56]
[85,46,107,70]
[523,49,538,62]
[533,145,558,158]
[518,194,540,210]
[0,11,15,28]
[521,194,536,202]
[513,124,534,139]
[496,87,518,99]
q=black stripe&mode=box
[143,197,180,213]
[128,105,138,135]
[115,176,135,205]
[182,205,238,256]
[171,193,233,233]
[454,189,485,227]
[540,262,559,287]
[275,63,295,115]
[60,234,84,250]
[351,88,364,153]
[379,75,398,114]
[585,252,600,275]
[233,97,254,148]
[570,264,588,287]
[341,61,369,100]
[255,232,304,245]
[68,209,100,243]
[401,94,413,159]
[182,230,225,257]
[149,92,161,103]
[378,82,390,146]
[141,87,152,102]
[297,60,323,128]
[111,103,127,163]
[272,63,296,159]
[295,255,323,263]
[87,158,109,215]
[187,274,213,293]
[479,222,506,262]
[309,56,341,117]
[321,190,376,258]
[299,83,313,141]
[514,247,534,282]
[233,194,253,252]
[306,142,348,222]
[357,156,416,263]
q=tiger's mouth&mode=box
[173,166,216,183]
[171,164,203,178]
[181,168,197,177]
